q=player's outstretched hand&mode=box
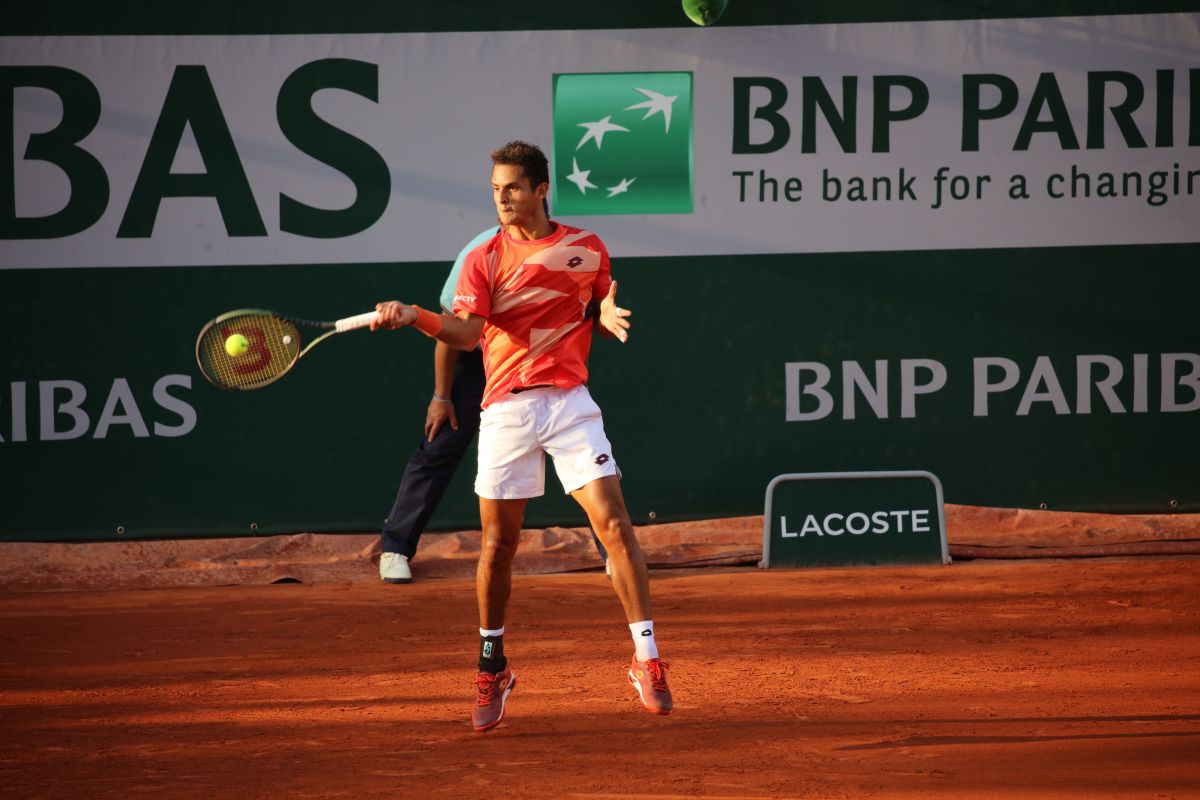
[372,301,418,330]
[599,281,632,343]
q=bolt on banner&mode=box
[551,71,693,215]
[762,472,950,569]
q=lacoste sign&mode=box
[762,471,950,568]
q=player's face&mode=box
[491,164,545,228]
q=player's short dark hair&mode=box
[491,140,550,190]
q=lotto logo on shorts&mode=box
[552,71,694,216]
[595,454,611,465]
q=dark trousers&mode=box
[380,348,486,558]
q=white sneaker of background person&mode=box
[379,553,412,584]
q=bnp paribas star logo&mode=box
[552,71,693,216]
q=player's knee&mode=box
[481,532,519,565]
[598,516,634,551]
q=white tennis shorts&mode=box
[475,385,621,499]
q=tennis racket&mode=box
[195,308,380,390]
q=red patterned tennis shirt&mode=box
[452,223,613,408]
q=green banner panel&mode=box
[2,243,1197,541]
[763,471,949,568]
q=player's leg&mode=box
[591,528,610,576]
[541,386,645,618]
[477,497,527,634]
[470,393,544,732]
[545,386,673,715]
[570,477,673,715]
[570,475,648,622]
[471,499,527,734]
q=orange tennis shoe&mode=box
[472,667,516,732]
[628,657,673,715]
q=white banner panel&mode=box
[2,13,1197,268]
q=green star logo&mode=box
[552,72,694,216]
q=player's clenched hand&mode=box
[425,396,458,441]
[372,301,418,330]
[598,281,632,343]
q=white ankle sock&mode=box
[629,619,658,661]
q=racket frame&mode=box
[195,308,379,391]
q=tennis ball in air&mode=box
[225,333,250,357]
[682,0,728,26]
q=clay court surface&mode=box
[1,557,1197,799]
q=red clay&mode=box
[1,558,1197,799]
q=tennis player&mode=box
[373,140,672,731]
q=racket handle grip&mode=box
[335,311,381,332]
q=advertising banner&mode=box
[2,9,1196,539]
[762,471,949,568]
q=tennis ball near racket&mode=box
[682,0,728,26]
[225,333,250,357]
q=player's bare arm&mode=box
[371,301,485,351]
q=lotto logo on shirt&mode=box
[552,71,694,216]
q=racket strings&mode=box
[197,314,302,390]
